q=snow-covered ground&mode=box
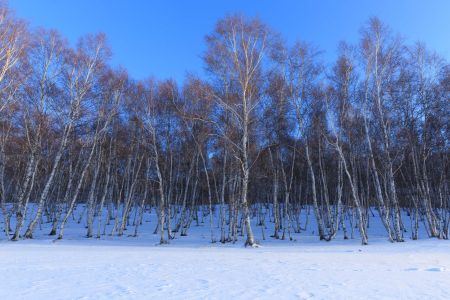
[1,206,449,299]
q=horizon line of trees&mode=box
[0,3,448,245]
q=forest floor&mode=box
[0,206,449,299]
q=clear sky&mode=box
[9,0,450,83]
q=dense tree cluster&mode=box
[0,4,448,245]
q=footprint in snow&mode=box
[425,267,445,272]
[404,267,445,272]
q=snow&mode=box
[1,206,449,299]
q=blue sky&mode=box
[10,0,450,83]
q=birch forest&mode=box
[1,4,449,247]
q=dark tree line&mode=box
[0,4,448,245]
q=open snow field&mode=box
[1,206,449,299]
